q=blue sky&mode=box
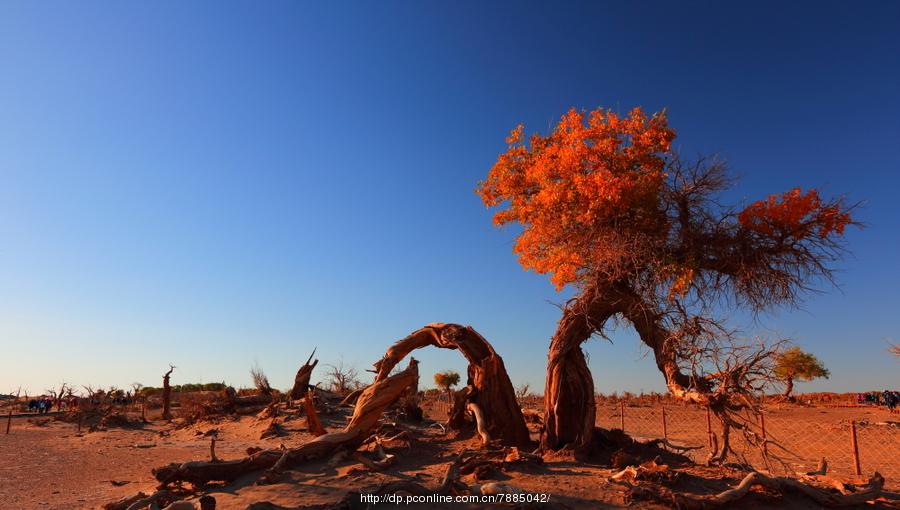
[1,2,898,395]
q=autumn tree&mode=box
[478,106,855,451]
[433,370,460,401]
[774,347,830,398]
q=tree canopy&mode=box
[774,347,830,383]
[433,370,460,391]
[477,106,853,305]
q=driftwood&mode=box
[304,391,326,436]
[467,402,490,445]
[609,458,887,509]
[373,323,529,446]
[676,471,885,508]
[152,359,420,487]
[290,348,319,400]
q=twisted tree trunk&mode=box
[543,311,597,450]
[374,323,530,447]
[542,284,713,451]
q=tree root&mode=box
[467,402,490,445]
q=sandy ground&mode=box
[1,405,898,510]
[592,403,900,480]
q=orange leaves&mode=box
[476,106,676,289]
[738,188,852,239]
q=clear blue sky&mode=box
[2,2,898,396]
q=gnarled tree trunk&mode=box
[541,284,714,451]
[290,348,318,401]
[543,311,597,450]
[374,323,530,447]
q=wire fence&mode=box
[423,397,900,487]
[596,403,899,483]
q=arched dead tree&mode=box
[289,348,318,400]
[373,323,530,447]
[152,358,421,487]
[162,364,175,421]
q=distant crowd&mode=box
[20,394,136,415]
[857,390,899,411]
[27,397,75,414]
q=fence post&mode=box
[661,405,668,445]
[620,401,625,432]
[850,420,862,476]
[706,405,713,448]
[759,408,768,458]
[6,387,21,435]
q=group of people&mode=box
[26,396,79,414]
[856,390,899,411]
[27,397,57,414]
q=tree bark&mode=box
[290,349,318,401]
[543,309,598,450]
[162,365,175,421]
[374,323,530,447]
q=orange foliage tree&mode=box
[478,106,855,450]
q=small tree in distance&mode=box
[433,370,460,401]
[774,347,830,398]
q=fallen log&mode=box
[152,359,420,487]
[676,471,885,508]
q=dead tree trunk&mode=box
[162,364,175,421]
[290,348,318,401]
[304,391,326,436]
[373,323,529,447]
[153,358,420,487]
